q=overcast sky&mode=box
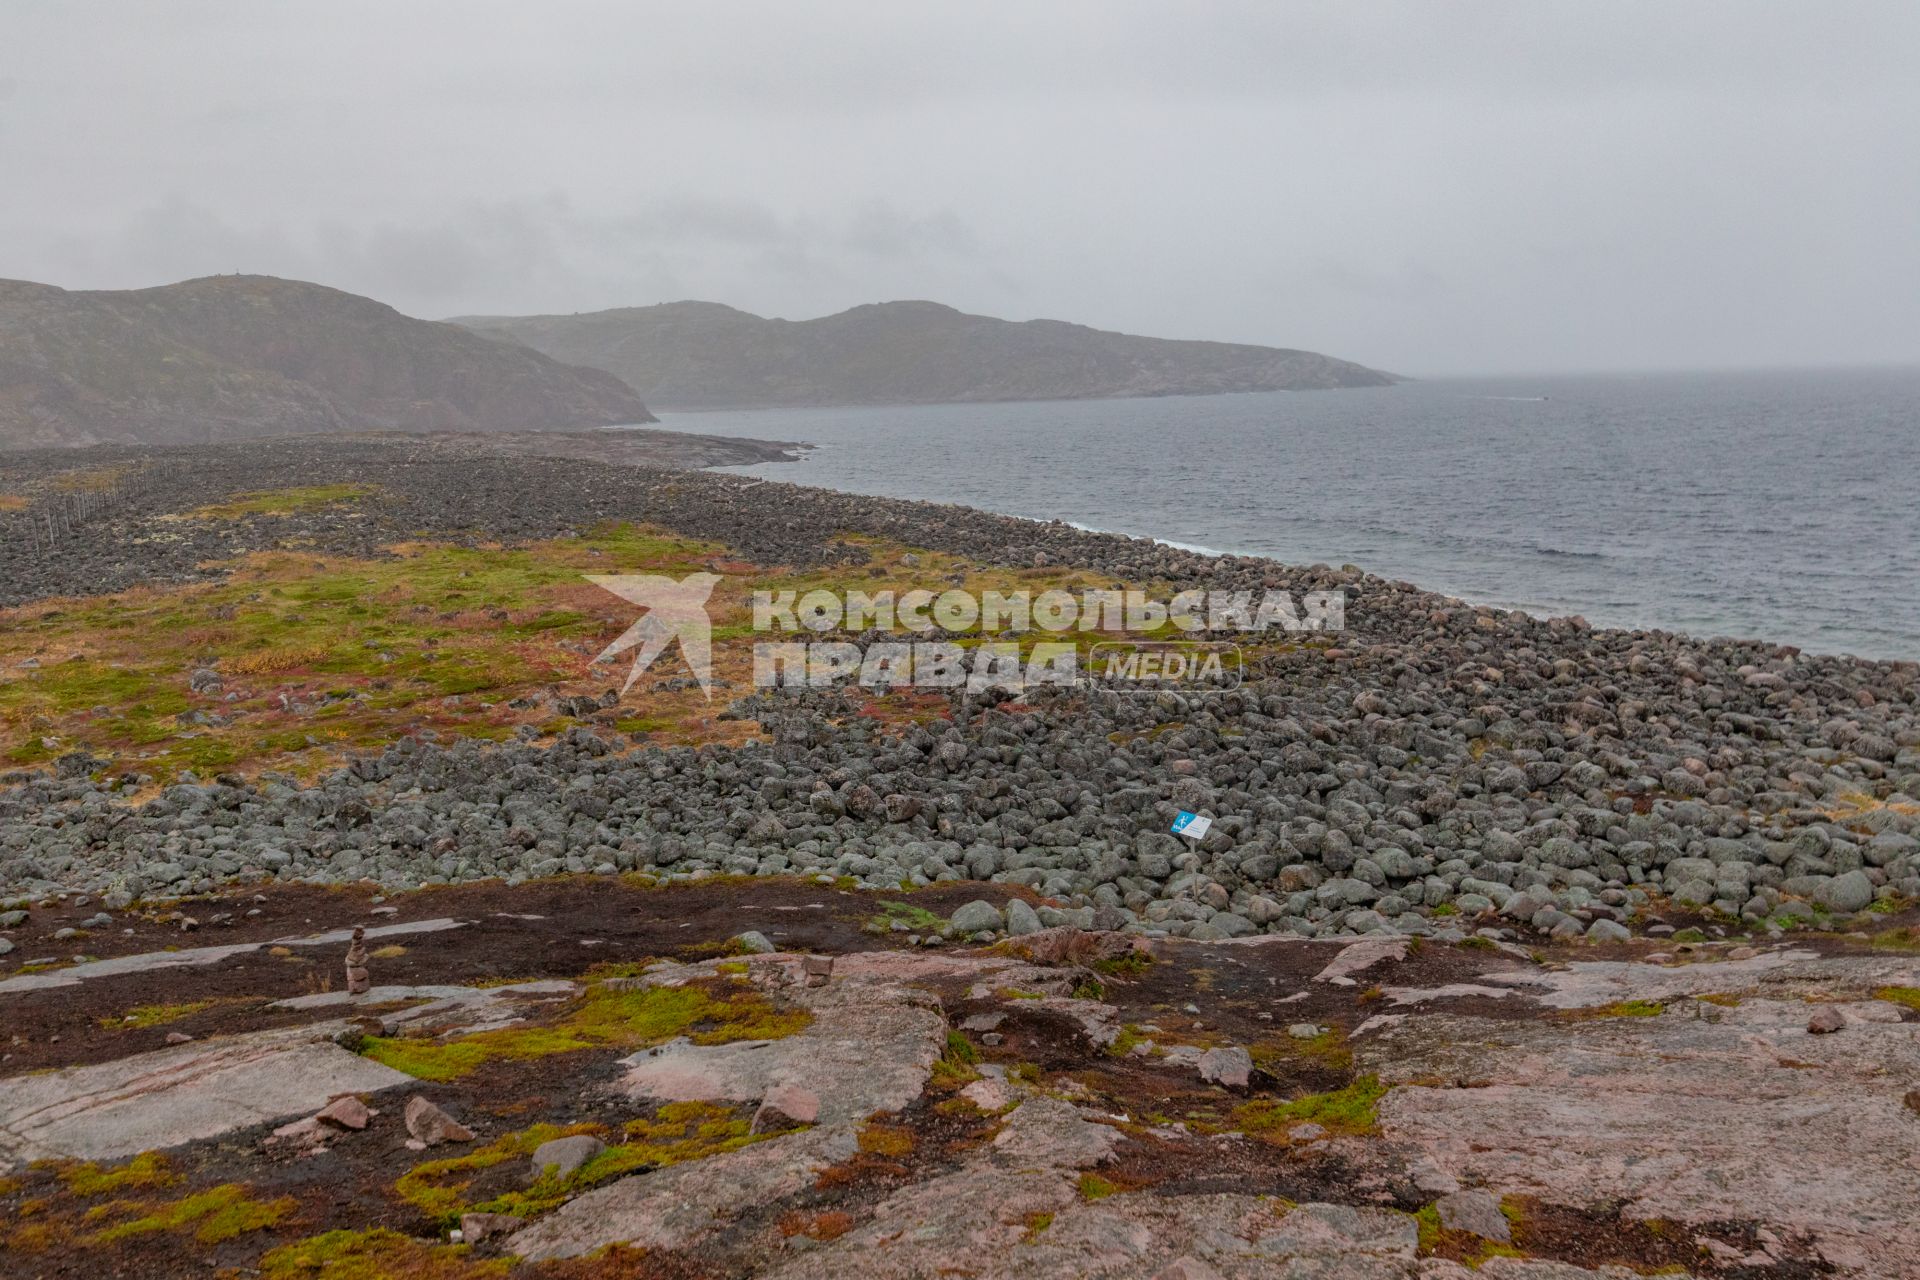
[2,2,1916,376]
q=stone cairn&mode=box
[345,926,371,995]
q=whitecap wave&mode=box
[1062,520,1225,557]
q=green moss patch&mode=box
[1874,986,1920,1011]
[395,1101,771,1226]
[361,977,809,1082]
[1107,1024,1151,1058]
[1250,1028,1352,1072]
[1077,1173,1119,1200]
[85,1182,294,1245]
[1234,1075,1388,1141]
[930,1030,982,1087]
[1413,1201,1525,1266]
[99,999,238,1029]
[0,523,731,782]
[394,1123,598,1222]
[870,900,945,933]
[192,484,378,519]
[1582,999,1666,1019]
[260,1228,511,1279]
[58,1152,179,1197]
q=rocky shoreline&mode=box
[1,434,1917,955]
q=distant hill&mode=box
[0,275,654,449]
[452,300,1395,410]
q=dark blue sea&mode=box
[642,368,1920,660]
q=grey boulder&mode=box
[1819,870,1875,914]
[531,1133,607,1180]
[1003,899,1043,936]
[947,900,1005,936]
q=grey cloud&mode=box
[15,196,986,320]
[840,203,977,260]
[0,2,1915,372]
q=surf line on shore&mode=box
[1063,519,1230,559]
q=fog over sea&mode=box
[647,368,1920,660]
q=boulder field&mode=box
[2,436,1915,954]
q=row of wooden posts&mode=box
[7,460,187,553]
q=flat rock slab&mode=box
[989,1095,1122,1169]
[827,948,1066,991]
[1477,947,1920,1013]
[766,1164,1080,1280]
[0,917,467,995]
[269,981,555,1010]
[614,962,950,1125]
[0,1022,412,1164]
[771,1193,1478,1280]
[1313,935,1410,985]
[272,979,576,1035]
[1471,948,1820,1009]
[1425,1263,1691,1280]
[763,1101,1127,1280]
[1364,995,1920,1276]
[1379,982,1519,1006]
[508,1124,858,1261]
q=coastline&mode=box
[0,432,1912,948]
[640,371,1920,662]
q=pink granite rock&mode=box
[403,1094,473,1146]
[752,1082,821,1132]
[316,1094,372,1130]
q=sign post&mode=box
[1170,810,1213,841]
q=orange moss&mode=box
[779,1209,855,1241]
